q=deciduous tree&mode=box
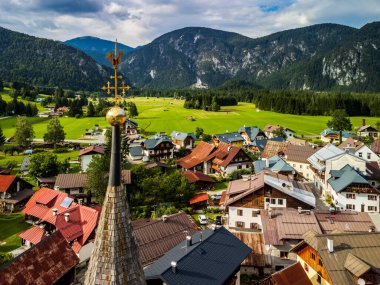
[43,118,65,147]
[327,109,352,144]
[29,152,65,177]
[14,116,34,148]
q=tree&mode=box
[29,152,63,177]
[211,96,220,112]
[85,155,110,204]
[0,79,3,92]
[43,118,65,147]
[327,109,352,144]
[195,127,204,139]
[0,127,5,146]
[126,102,138,118]
[87,101,95,117]
[14,116,34,148]
[121,132,130,163]
[201,134,212,142]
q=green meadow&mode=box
[0,97,379,139]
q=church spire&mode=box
[84,41,146,285]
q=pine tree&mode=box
[87,101,95,117]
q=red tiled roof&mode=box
[189,193,209,205]
[177,141,215,169]
[79,145,105,156]
[183,171,215,183]
[0,175,16,192]
[19,226,45,245]
[22,187,100,253]
[219,191,226,206]
[0,231,79,285]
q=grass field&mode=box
[0,150,80,166]
[0,213,31,254]
[1,97,380,139]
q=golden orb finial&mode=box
[106,106,126,126]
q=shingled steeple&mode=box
[84,41,146,285]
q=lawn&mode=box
[0,89,46,112]
[0,213,31,254]
[1,97,380,139]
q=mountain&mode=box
[120,23,380,91]
[0,27,112,91]
[65,36,135,67]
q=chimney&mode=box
[52,208,58,216]
[298,207,302,214]
[327,238,334,253]
[369,226,376,233]
[171,261,177,273]
[265,159,269,168]
[64,213,70,222]
[362,119,366,126]
[199,231,203,242]
[186,235,192,247]
[162,215,168,222]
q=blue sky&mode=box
[1,0,379,46]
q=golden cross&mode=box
[101,39,130,103]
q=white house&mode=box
[320,129,350,143]
[284,144,318,181]
[356,119,379,138]
[78,145,105,172]
[170,131,196,150]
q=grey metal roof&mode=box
[20,156,30,172]
[307,144,345,171]
[170,131,196,141]
[320,129,351,138]
[250,137,284,152]
[145,135,173,150]
[328,167,369,193]
[254,156,294,173]
[144,227,251,285]
[214,132,244,143]
[238,126,266,140]
[129,145,143,157]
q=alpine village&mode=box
[2,4,380,285]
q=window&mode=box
[368,206,378,211]
[372,181,376,186]
[346,193,356,199]
[368,153,371,159]
[250,223,259,229]
[310,252,316,260]
[368,195,377,201]
[293,164,296,167]
[265,197,270,204]
[252,211,258,217]
[237,165,242,170]
[280,251,289,259]
[236,221,245,228]
[346,204,355,210]
[317,275,322,284]
[246,165,250,168]
[278,199,284,205]
[359,152,363,157]
[318,259,323,266]
[271,198,276,204]
[237,209,243,216]
[300,165,303,169]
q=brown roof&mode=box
[285,144,318,164]
[177,141,215,169]
[55,173,87,189]
[261,208,322,246]
[36,177,57,183]
[2,188,35,204]
[270,262,312,285]
[314,211,375,234]
[0,231,79,285]
[287,137,307,146]
[338,138,363,151]
[132,212,200,266]
[205,142,246,168]
[371,139,380,154]
[233,232,269,267]
[264,125,280,133]
[261,141,288,159]
[357,125,378,132]
[293,231,380,285]
[79,145,105,156]
[219,190,226,206]
[183,170,215,183]
[366,161,380,180]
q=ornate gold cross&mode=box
[101,39,130,103]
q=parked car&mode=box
[198,215,208,225]
[211,194,222,200]
[215,216,222,226]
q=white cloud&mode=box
[0,0,379,46]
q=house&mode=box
[0,231,79,285]
[261,141,288,159]
[125,118,138,134]
[260,262,312,285]
[254,156,295,176]
[223,171,316,231]
[0,169,11,175]
[78,145,105,172]
[247,137,285,153]
[238,126,267,144]
[170,131,196,149]
[183,170,215,190]
[264,125,295,139]
[314,211,376,234]
[145,161,170,172]
[291,231,380,285]
[204,142,252,176]
[284,144,318,181]
[144,227,252,285]
[129,145,144,160]
[142,135,174,160]
[0,175,34,212]
[36,177,56,189]
[338,137,379,162]
[176,141,216,172]
[213,132,245,147]
[320,128,350,143]
[131,212,200,267]
[327,165,380,212]
[189,192,210,210]
[261,208,322,271]
[357,119,379,138]
[20,187,100,260]
[20,156,30,173]
[54,173,89,204]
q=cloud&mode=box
[0,0,379,46]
